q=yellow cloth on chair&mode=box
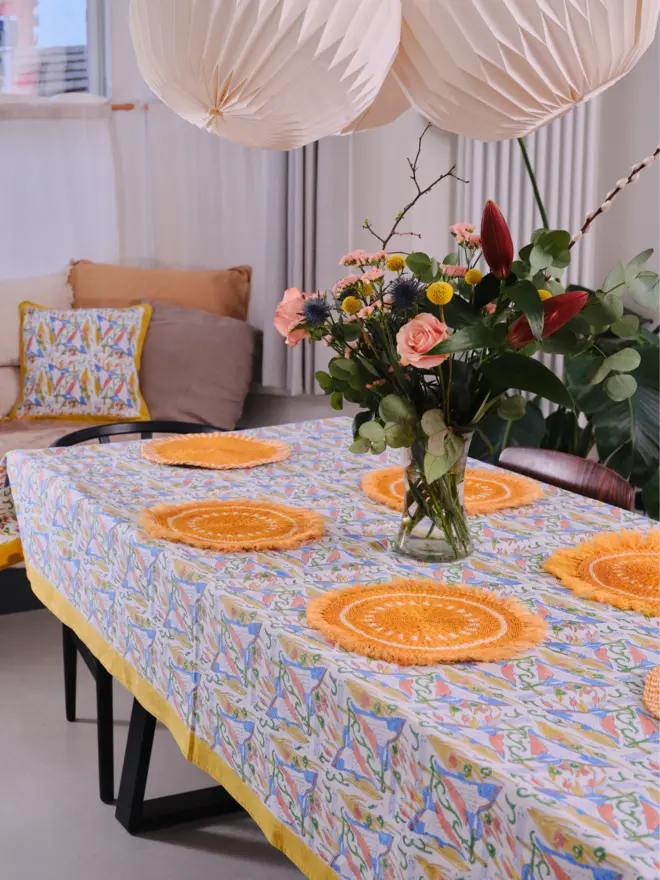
[141,498,324,552]
[544,529,660,616]
[141,432,290,469]
[307,578,547,665]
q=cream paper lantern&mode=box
[130,0,402,150]
[341,69,410,134]
[394,0,660,141]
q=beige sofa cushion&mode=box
[69,261,252,321]
[0,367,20,418]
[0,269,73,366]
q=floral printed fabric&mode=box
[5,418,660,879]
[10,302,151,420]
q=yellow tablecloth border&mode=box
[26,564,336,880]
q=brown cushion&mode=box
[70,261,251,321]
[139,301,255,429]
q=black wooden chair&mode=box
[498,447,635,511]
[52,420,221,804]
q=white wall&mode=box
[594,30,660,282]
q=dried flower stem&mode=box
[363,123,468,251]
[570,145,660,248]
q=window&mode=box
[0,0,101,96]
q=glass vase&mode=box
[394,434,473,563]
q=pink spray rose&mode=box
[449,222,475,244]
[274,287,309,347]
[396,313,449,369]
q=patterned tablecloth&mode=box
[6,417,659,880]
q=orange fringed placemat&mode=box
[307,578,546,665]
[643,667,660,719]
[362,466,544,515]
[544,529,660,616]
[142,432,291,470]
[141,499,323,552]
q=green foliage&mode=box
[470,401,546,463]
[506,279,544,341]
[428,324,499,355]
[481,353,574,408]
[424,431,464,483]
[379,394,417,425]
[497,394,526,421]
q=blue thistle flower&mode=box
[390,276,421,310]
[302,296,331,326]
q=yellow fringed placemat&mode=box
[643,667,660,719]
[544,529,660,616]
[362,466,544,515]
[141,432,291,470]
[141,499,324,552]
[307,578,546,665]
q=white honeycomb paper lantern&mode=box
[130,0,402,150]
[341,69,410,134]
[394,0,660,141]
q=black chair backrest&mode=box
[52,421,222,448]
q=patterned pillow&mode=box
[10,302,152,421]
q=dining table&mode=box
[5,416,659,880]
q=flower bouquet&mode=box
[273,130,654,562]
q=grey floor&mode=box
[0,609,304,880]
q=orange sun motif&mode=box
[142,432,291,470]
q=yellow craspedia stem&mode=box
[386,254,406,272]
[427,281,454,305]
[538,288,553,301]
[342,295,361,315]
[465,268,483,286]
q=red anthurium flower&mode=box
[507,290,589,348]
[480,200,514,279]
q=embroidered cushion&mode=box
[10,302,151,421]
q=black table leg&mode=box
[115,698,244,834]
[96,664,114,805]
[62,624,77,722]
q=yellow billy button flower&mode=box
[538,288,553,301]
[362,282,374,298]
[386,254,406,272]
[465,268,483,286]
[342,295,361,315]
[427,281,454,306]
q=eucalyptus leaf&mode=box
[626,267,659,310]
[421,409,446,436]
[359,421,385,443]
[602,260,625,294]
[603,348,641,374]
[605,373,638,402]
[627,248,654,269]
[424,433,462,483]
[497,394,527,421]
[352,411,372,440]
[315,370,333,392]
[602,291,624,320]
[330,391,343,411]
[328,358,356,380]
[610,314,640,338]
[349,437,370,454]
[442,252,459,266]
[384,422,415,448]
[406,252,432,279]
[342,321,362,343]
[589,359,612,386]
[379,394,417,425]
[370,440,386,455]
[529,244,553,275]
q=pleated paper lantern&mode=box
[394,0,660,141]
[341,69,410,134]
[130,0,401,150]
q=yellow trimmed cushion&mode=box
[10,302,151,422]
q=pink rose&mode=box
[396,313,449,369]
[274,287,308,347]
[484,303,497,315]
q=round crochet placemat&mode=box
[544,529,660,616]
[141,432,291,470]
[361,466,544,515]
[141,499,323,552]
[307,578,546,665]
[643,667,660,719]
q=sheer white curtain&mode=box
[0,96,119,278]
